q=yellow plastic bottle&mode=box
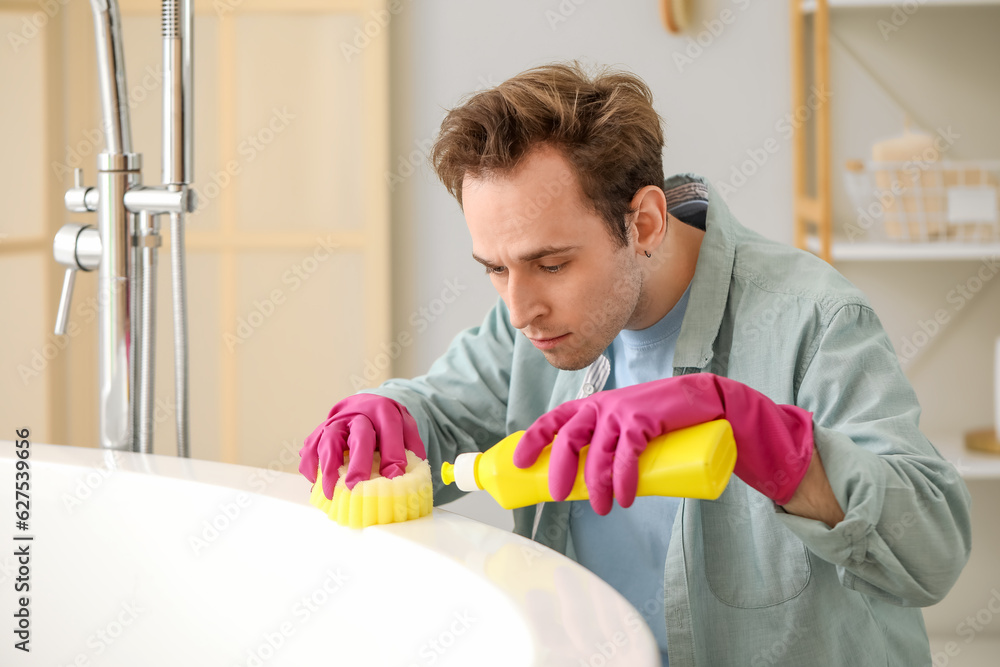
[440,419,736,510]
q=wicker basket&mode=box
[843,159,1000,242]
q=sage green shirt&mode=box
[364,173,972,666]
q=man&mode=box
[299,63,971,666]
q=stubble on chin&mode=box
[538,327,615,371]
[542,347,600,372]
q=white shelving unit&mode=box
[803,0,1000,12]
[928,432,1000,480]
[805,237,1000,261]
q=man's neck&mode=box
[629,213,705,330]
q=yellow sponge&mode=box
[309,450,433,528]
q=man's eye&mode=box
[541,264,563,274]
[485,266,507,276]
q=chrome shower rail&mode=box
[52,0,194,456]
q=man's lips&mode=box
[527,333,570,350]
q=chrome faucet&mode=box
[52,0,194,456]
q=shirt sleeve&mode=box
[360,299,515,506]
[775,301,972,607]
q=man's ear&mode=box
[628,185,668,254]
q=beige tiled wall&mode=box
[0,0,390,470]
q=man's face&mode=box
[463,145,643,371]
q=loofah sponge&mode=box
[309,450,433,528]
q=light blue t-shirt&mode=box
[569,282,691,667]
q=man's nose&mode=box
[506,274,546,330]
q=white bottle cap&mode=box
[452,452,481,492]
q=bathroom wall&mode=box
[0,1,394,471]
[385,0,1000,657]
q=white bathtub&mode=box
[0,442,657,666]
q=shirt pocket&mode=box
[700,485,812,609]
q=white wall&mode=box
[387,1,1000,657]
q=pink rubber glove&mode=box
[514,373,814,515]
[299,394,426,499]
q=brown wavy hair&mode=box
[430,62,665,247]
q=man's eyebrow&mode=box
[472,245,580,266]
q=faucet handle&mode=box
[74,167,83,188]
[52,223,101,336]
[55,268,77,336]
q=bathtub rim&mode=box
[2,440,660,665]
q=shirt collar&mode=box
[666,173,738,370]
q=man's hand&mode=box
[299,394,426,499]
[513,373,815,515]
